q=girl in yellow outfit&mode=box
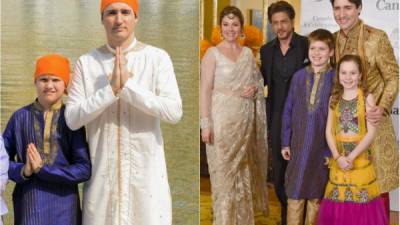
[317,55,388,225]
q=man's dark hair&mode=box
[267,1,295,23]
[330,0,362,8]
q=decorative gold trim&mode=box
[305,65,331,112]
[306,63,331,106]
[309,73,321,105]
[42,100,62,155]
[32,100,62,165]
[328,177,375,187]
[43,111,53,154]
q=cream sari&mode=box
[206,47,269,225]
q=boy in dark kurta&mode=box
[3,54,91,225]
[280,29,335,225]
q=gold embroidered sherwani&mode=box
[334,20,399,193]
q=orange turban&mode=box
[101,0,139,15]
[34,54,70,87]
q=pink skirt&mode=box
[317,197,388,225]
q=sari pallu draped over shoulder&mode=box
[206,47,268,225]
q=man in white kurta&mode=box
[65,1,182,225]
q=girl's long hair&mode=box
[330,54,368,109]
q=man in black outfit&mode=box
[260,1,308,224]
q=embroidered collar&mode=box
[306,63,331,75]
[106,38,138,55]
[339,20,362,39]
[33,99,62,112]
[335,20,367,72]
[31,99,63,165]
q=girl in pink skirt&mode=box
[317,55,388,225]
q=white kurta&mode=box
[65,39,182,225]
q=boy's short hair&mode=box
[308,29,335,51]
[308,29,335,67]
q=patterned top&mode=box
[333,89,368,156]
[338,97,359,134]
[3,101,91,225]
[281,66,334,199]
[324,89,380,203]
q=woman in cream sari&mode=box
[200,6,269,225]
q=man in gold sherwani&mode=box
[330,0,399,217]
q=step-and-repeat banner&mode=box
[300,0,399,211]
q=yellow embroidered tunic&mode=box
[325,90,380,202]
[334,20,399,193]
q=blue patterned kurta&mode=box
[3,101,91,225]
[281,66,334,199]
